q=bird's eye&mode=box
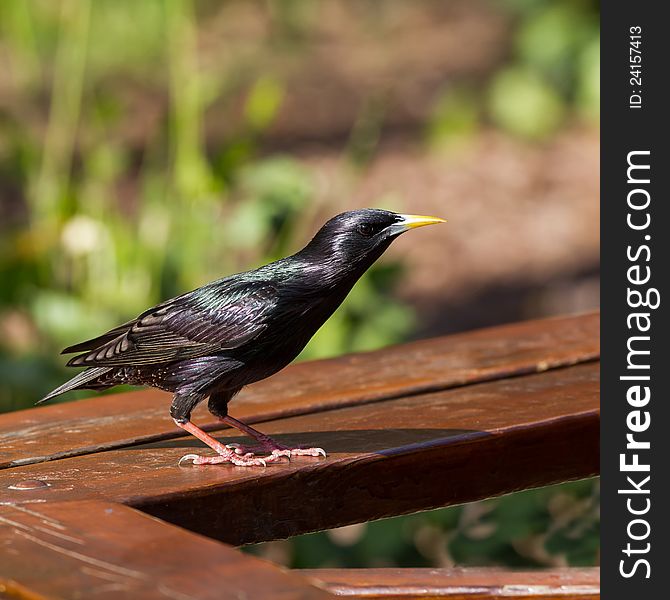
[357,223,375,237]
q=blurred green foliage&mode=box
[0,0,599,570]
[490,0,599,139]
[245,479,599,568]
[428,0,599,146]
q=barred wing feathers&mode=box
[64,281,278,367]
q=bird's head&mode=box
[298,208,445,275]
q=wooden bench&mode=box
[0,313,600,598]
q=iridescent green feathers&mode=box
[63,280,278,367]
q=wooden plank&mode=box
[303,567,600,598]
[0,363,599,545]
[0,313,599,469]
[0,500,331,600]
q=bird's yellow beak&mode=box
[397,214,446,230]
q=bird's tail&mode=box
[36,367,112,405]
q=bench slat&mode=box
[1,363,599,545]
[0,500,330,599]
[303,567,600,598]
[0,313,599,469]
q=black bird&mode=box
[40,209,445,466]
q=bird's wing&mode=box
[65,281,278,367]
[61,319,139,354]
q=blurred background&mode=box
[0,0,599,569]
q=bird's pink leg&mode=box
[175,419,285,466]
[221,415,326,460]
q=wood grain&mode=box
[303,567,600,598]
[0,500,331,600]
[0,312,599,469]
[1,363,599,545]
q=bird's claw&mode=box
[225,443,255,458]
[178,453,200,466]
[270,449,292,461]
[293,446,327,458]
[226,443,243,455]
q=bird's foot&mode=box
[178,451,279,467]
[217,416,326,461]
[175,418,290,467]
[270,446,327,459]
[226,442,326,460]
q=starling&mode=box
[40,209,445,466]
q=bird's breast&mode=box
[233,293,343,382]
